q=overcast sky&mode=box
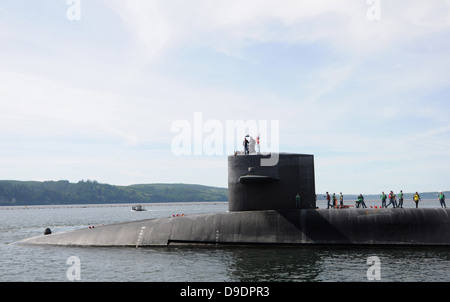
[1,1,450,194]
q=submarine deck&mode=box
[19,208,450,247]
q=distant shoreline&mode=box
[0,180,228,206]
[0,201,228,211]
[0,179,445,207]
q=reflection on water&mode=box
[224,246,321,281]
[187,245,450,282]
[131,245,450,282]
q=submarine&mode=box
[20,153,450,247]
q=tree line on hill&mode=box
[0,180,228,206]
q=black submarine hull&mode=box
[20,208,450,246]
[20,153,450,247]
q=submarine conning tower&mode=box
[20,152,450,247]
[228,153,316,211]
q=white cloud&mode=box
[102,0,450,60]
[0,70,172,145]
[104,0,171,62]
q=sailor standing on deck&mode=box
[380,192,387,208]
[332,193,337,208]
[295,194,301,209]
[438,191,447,208]
[325,192,332,209]
[413,192,421,208]
[357,194,367,208]
[398,190,404,208]
[387,191,397,208]
[243,136,249,154]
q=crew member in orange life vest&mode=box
[387,191,397,208]
[325,192,332,209]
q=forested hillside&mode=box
[0,180,228,206]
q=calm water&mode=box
[1,201,449,282]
